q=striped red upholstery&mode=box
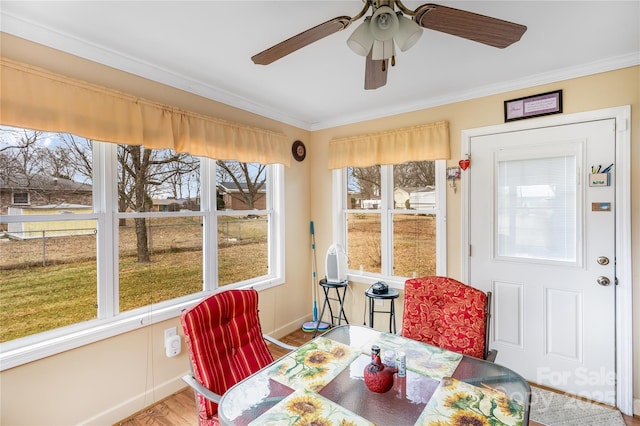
[401,276,487,359]
[181,289,274,425]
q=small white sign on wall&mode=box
[589,173,610,187]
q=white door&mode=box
[468,119,616,405]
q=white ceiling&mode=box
[1,1,639,130]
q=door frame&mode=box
[460,105,632,415]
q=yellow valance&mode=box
[328,121,450,169]
[0,58,290,166]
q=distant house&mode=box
[218,182,266,210]
[361,199,381,209]
[0,173,93,236]
[394,187,413,209]
[0,173,92,214]
[394,186,436,209]
[151,198,199,212]
[409,186,436,209]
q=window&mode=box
[0,127,284,368]
[334,161,446,283]
[12,192,29,205]
[496,155,578,263]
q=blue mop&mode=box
[302,221,329,333]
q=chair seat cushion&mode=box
[402,276,487,359]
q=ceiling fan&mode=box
[251,0,527,90]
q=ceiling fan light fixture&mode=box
[370,6,399,41]
[371,38,395,60]
[395,14,423,51]
[347,18,374,56]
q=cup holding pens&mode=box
[589,163,613,187]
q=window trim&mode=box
[11,191,30,205]
[332,160,447,288]
[0,141,286,371]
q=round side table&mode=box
[364,287,399,333]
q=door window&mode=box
[495,144,581,264]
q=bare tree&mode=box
[216,161,265,209]
[349,166,381,200]
[118,146,200,263]
[0,128,47,186]
[349,161,435,209]
[1,126,204,264]
[394,161,435,187]
[59,134,93,185]
[163,155,200,201]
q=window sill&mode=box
[0,298,196,371]
[346,273,406,289]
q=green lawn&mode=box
[0,214,432,342]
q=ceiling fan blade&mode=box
[364,51,388,90]
[414,3,527,48]
[252,16,351,65]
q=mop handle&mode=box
[310,221,318,322]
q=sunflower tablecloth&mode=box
[248,388,374,426]
[416,377,526,426]
[256,336,524,426]
[266,337,360,392]
[361,332,463,381]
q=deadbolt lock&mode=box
[597,256,610,266]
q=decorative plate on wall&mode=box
[292,140,306,162]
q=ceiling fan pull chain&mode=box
[391,55,396,67]
[382,61,386,72]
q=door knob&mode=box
[597,256,610,266]
[597,276,611,286]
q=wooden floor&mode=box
[116,328,639,426]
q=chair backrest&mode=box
[401,276,489,359]
[181,289,274,424]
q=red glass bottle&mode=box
[363,345,395,393]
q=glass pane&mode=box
[1,128,94,216]
[347,166,381,209]
[12,192,29,204]
[117,145,200,213]
[0,221,97,342]
[393,161,436,209]
[1,127,97,341]
[217,161,266,210]
[393,214,436,277]
[497,156,577,262]
[119,216,203,312]
[346,213,381,273]
[217,214,268,285]
[216,161,269,285]
[392,161,436,277]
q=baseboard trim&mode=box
[80,373,187,425]
[269,315,312,339]
[634,397,640,416]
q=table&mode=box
[218,325,530,426]
[314,279,349,337]
[365,287,399,333]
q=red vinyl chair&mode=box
[401,276,496,361]
[181,288,296,425]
